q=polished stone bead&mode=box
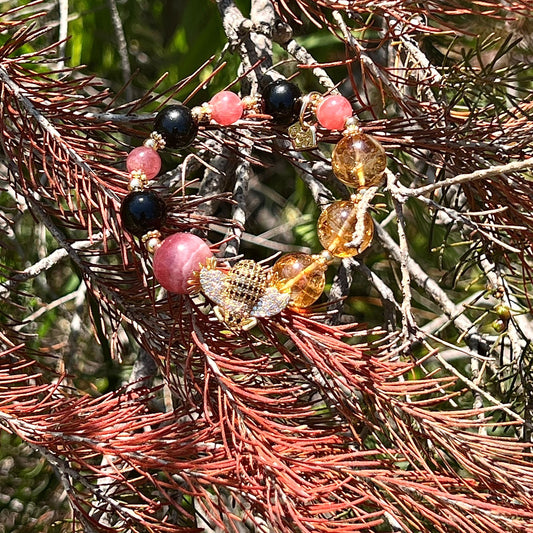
[272,253,326,308]
[153,233,213,294]
[126,146,161,179]
[209,91,243,126]
[317,200,374,257]
[331,132,387,188]
[153,105,198,148]
[120,190,166,236]
[316,94,352,131]
[261,80,301,125]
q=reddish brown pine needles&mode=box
[2,1,533,532]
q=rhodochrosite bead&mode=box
[316,95,352,131]
[261,80,301,125]
[317,200,374,257]
[153,233,212,294]
[120,190,167,236]
[209,91,243,126]
[153,105,198,148]
[126,146,161,179]
[272,253,327,308]
[332,132,387,188]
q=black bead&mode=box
[261,80,301,125]
[153,105,198,148]
[120,190,167,236]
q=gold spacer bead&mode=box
[319,249,334,263]
[242,95,260,112]
[191,103,212,123]
[143,138,156,149]
[144,131,166,151]
[128,170,147,191]
[308,92,323,116]
[142,230,162,254]
[342,116,360,135]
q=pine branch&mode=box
[2,2,533,532]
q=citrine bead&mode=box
[331,132,386,188]
[317,200,374,258]
[272,253,327,308]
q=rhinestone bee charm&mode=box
[198,259,290,330]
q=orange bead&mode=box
[331,132,386,188]
[317,200,374,258]
[272,253,327,308]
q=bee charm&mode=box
[198,259,290,330]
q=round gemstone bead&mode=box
[261,80,301,125]
[153,233,213,294]
[153,105,198,148]
[316,95,353,131]
[272,253,327,308]
[331,132,387,188]
[126,146,161,180]
[209,91,243,126]
[120,190,167,237]
[317,200,374,258]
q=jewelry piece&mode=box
[118,78,387,328]
[197,259,291,330]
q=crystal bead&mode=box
[153,105,198,148]
[317,200,374,258]
[261,80,301,125]
[331,132,387,188]
[153,233,213,294]
[126,146,161,180]
[209,91,243,126]
[120,190,167,236]
[316,94,352,131]
[272,253,327,308]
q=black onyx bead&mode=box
[261,80,301,125]
[153,105,198,148]
[120,190,167,236]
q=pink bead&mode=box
[209,91,243,126]
[316,95,353,131]
[153,233,212,294]
[126,146,161,180]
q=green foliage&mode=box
[0,433,69,533]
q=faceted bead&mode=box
[126,146,161,180]
[316,95,352,131]
[272,253,327,308]
[261,80,301,125]
[120,190,167,236]
[209,91,243,126]
[153,105,198,148]
[331,132,387,188]
[153,233,213,294]
[317,200,374,258]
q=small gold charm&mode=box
[199,259,290,330]
[288,122,317,150]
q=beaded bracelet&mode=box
[119,79,387,330]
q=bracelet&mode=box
[119,79,387,330]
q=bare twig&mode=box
[106,0,133,101]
